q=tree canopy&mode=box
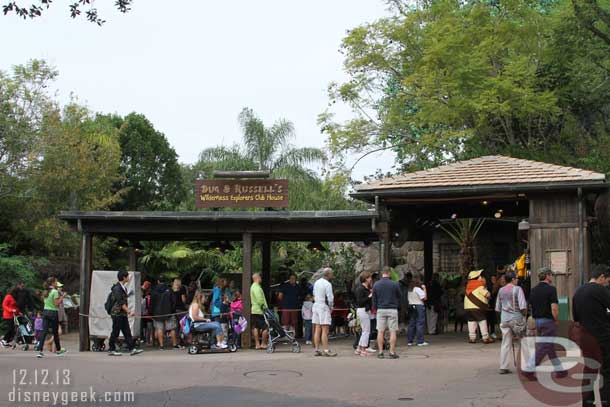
[320,0,610,178]
[3,0,132,25]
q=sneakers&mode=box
[217,342,228,349]
[377,352,385,359]
[314,350,323,357]
[499,369,511,375]
[130,349,143,356]
[491,333,498,339]
[108,350,123,356]
[0,339,10,348]
[354,349,361,356]
[322,350,337,357]
[389,353,400,359]
[305,341,312,345]
[366,347,377,353]
[417,342,429,347]
[173,345,181,349]
[36,352,44,358]
[482,338,495,344]
[407,342,414,347]
[56,348,67,356]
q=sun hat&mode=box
[467,270,483,280]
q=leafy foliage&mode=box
[0,244,46,298]
[108,113,187,211]
[191,107,362,211]
[2,0,132,25]
[321,0,610,178]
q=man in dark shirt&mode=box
[529,267,564,375]
[278,274,299,333]
[573,264,610,407]
[108,271,143,356]
[372,267,401,359]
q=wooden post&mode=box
[262,241,271,300]
[79,233,93,351]
[424,230,433,284]
[241,232,253,349]
[128,247,137,271]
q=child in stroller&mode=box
[263,308,301,353]
[185,290,237,355]
[13,313,35,351]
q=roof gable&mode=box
[356,155,606,192]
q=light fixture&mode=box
[518,219,530,231]
[482,201,489,206]
[307,241,326,252]
[494,211,502,219]
[451,213,458,219]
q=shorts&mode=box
[376,309,399,332]
[281,310,299,328]
[153,317,177,331]
[312,303,331,326]
[251,314,267,331]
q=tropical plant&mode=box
[439,218,486,276]
[195,107,329,210]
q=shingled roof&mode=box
[354,155,607,196]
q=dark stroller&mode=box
[13,314,35,351]
[263,308,301,353]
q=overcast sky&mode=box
[2,0,396,181]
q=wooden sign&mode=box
[195,179,289,208]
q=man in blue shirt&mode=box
[279,274,299,333]
[372,267,402,359]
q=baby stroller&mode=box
[186,313,239,355]
[13,314,35,351]
[263,308,301,354]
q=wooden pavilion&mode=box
[60,155,608,350]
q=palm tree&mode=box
[196,107,327,209]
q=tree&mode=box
[572,0,610,46]
[195,107,334,210]
[0,60,56,201]
[16,102,123,256]
[2,0,132,25]
[108,113,186,211]
[321,0,610,178]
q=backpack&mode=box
[180,314,192,335]
[104,285,116,315]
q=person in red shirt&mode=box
[1,287,20,346]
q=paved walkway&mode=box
[0,332,593,407]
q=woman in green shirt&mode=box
[36,277,66,357]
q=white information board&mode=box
[89,270,141,338]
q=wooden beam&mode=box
[79,233,93,351]
[261,241,271,299]
[241,232,253,349]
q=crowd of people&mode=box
[3,263,610,406]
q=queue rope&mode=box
[78,307,353,320]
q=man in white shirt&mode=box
[312,268,337,357]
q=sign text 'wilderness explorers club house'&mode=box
[195,179,289,208]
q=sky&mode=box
[1,0,397,181]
